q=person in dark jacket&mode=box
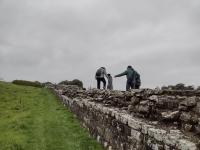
[95,67,108,89]
[107,74,113,90]
[115,66,138,91]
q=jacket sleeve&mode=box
[115,71,127,77]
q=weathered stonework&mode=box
[49,85,200,150]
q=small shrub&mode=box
[12,80,44,88]
[161,83,195,90]
[59,79,83,88]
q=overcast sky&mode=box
[0,0,200,90]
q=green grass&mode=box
[0,81,104,150]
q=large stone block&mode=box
[161,111,180,121]
[180,112,192,122]
[131,129,143,142]
[141,124,153,134]
[180,97,197,108]
[177,139,197,150]
[128,118,143,130]
[148,128,167,142]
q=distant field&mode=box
[0,81,104,150]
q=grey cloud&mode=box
[0,0,200,89]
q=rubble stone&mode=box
[177,139,197,150]
[161,111,180,121]
[180,112,192,122]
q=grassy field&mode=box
[0,81,104,150]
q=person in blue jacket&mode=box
[115,66,141,91]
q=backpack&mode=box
[135,72,141,86]
[96,69,102,77]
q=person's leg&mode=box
[126,80,131,91]
[101,78,106,89]
[135,84,140,89]
[130,81,135,89]
[97,78,101,89]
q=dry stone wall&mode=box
[50,85,200,150]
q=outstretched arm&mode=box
[115,71,127,77]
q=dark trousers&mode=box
[126,80,135,91]
[135,84,140,89]
[97,78,106,89]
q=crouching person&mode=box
[95,67,108,89]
